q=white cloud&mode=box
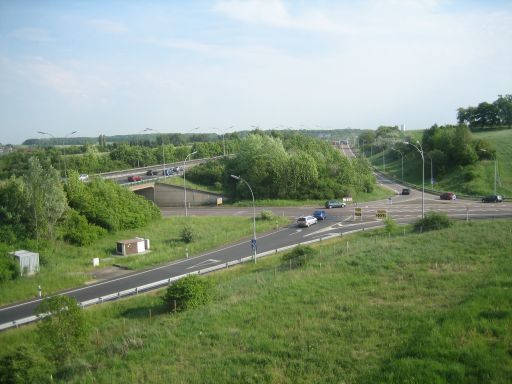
[88,19,128,34]
[10,27,53,42]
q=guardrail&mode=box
[0,229,349,332]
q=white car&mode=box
[297,215,318,228]
[79,174,89,181]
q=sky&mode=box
[1,0,511,144]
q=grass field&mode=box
[2,219,510,383]
[373,129,512,197]
[0,215,289,306]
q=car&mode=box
[313,210,327,220]
[146,170,158,176]
[163,168,173,176]
[440,192,456,200]
[297,216,318,227]
[127,175,142,182]
[78,174,89,181]
[325,200,346,209]
[482,195,503,203]
[401,188,410,195]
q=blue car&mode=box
[313,210,327,220]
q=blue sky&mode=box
[1,0,511,144]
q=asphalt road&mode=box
[1,147,511,328]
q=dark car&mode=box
[401,188,410,195]
[128,175,142,182]
[440,192,456,200]
[313,210,327,220]
[482,195,503,203]
[146,170,158,176]
[162,168,173,176]
[325,200,346,209]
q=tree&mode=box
[36,296,89,365]
[494,94,512,127]
[24,157,68,242]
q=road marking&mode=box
[289,229,303,236]
[186,259,220,270]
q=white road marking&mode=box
[186,259,221,270]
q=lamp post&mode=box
[382,146,386,171]
[184,151,198,216]
[38,130,77,178]
[391,147,404,181]
[404,140,425,218]
[230,174,257,263]
[144,128,166,177]
[480,149,497,195]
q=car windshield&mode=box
[314,211,323,215]
[298,218,306,221]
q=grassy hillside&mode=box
[373,129,512,197]
[2,219,511,383]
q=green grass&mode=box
[373,129,512,197]
[0,216,289,306]
[230,185,393,207]
[2,219,510,383]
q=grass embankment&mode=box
[374,129,512,197]
[2,219,511,382]
[0,216,289,306]
[161,175,223,194]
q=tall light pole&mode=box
[480,149,497,195]
[404,140,425,218]
[144,128,166,177]
[38,130,77,178]
[184,150,198,216]
[230,174,257,263]
[382,146,386,171]
[391,147,404,181]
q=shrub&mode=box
[281,245,317,268]
[0,252,20,283]
[163,275,214,312]
[413,212,453,232]
[0,345,54,384]
[60,209,107,246]
[260,209,275,221]
[384,217,399,234]
[181,225,196,243]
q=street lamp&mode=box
[404,140,425,218]
[184,151,198,216]
[230,174,257,263]
[37,130,77,178]
[479,149,497,195]
[391,147,404,181]
[144,128,166,177]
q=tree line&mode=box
[457,94,512,130]
[187,132,375,200]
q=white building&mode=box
[9,250,40,276]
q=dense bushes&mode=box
[281,245,317,268]
[225,133,375,200]
[60,209,107,246]
[0,252,20,283]
[163,275,214,312]
[65,171,161,232]
[413,212,453,232]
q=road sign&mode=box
[354,208,362,217]
[376,209,387,219]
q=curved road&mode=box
[1,150,511,329]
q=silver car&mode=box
[297,215,318,228]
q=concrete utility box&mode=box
[116,238,150,256]
[9,250,39,276]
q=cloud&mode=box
[88,19,128,34]
[213,0,354,34]
[10,27,53,42]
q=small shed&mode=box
[116,237,150,256]
[9,250,39,276]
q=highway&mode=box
[1,147,511,329]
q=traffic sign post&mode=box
[250,238,257,252]
[376,209,387,219]
[354,207,362,221]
